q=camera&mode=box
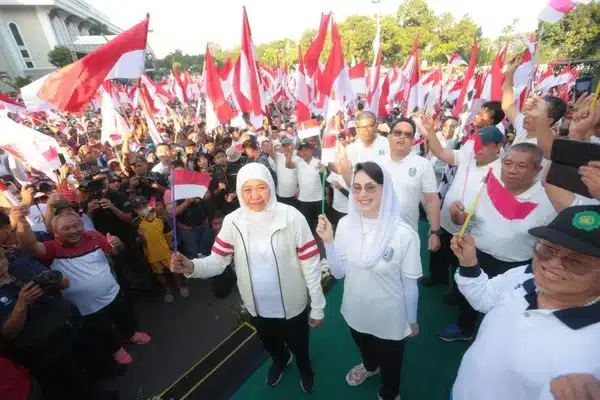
[208,164,226,181]
[32,180,54,194]
[31,270,63,290]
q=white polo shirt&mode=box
[440,141,502,234]
[274,154,300,198]
[346,134,390,168]
[470,180,556,262]
[297,157,323,202]
[327,172,349,214]
[453,265,600,400]
[383,154,438,231]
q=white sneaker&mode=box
[345,363,380,387]
[179,287,190,298]
[164,293,174,303]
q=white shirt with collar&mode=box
[452,264,600,400]
[383,153,438,231]
[296,157,323,202]
[151,162,170,175]
[469,180,557,262]
[441,141,502,234]
[274,153,300,198]
[327,172,349,214]
[346,134,390,168]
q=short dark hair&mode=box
[506,142,544,167]
[213,148,226,157]
[543,95,567,125]
[394,117,417,134]
[482,101,506,125]
[356,111,376,125]
[354,162,384,185]
[242,139,256,150]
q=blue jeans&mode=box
[177,225,206,259]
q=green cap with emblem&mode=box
[529,205,600,258]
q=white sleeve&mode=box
[399,226,423,279]
[421,161,438,194]
[512,113,528,144]
[402,276,419,324]
[186,218,235,279]
[454,265,530,313]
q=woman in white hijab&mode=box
[316,161,422,400]
[171,163,325,393]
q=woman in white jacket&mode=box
[316,161,422,400]
[171,163,325,393]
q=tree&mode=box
[538,1,600,63]
[48,46,73,68]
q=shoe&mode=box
[179,287,190,298]
[266,351,293,387]
[128,332,152,345]
[377,395,400,400]
[345,363,380,387]
[437,325,474,342]
[420,277,447,287]
[164,293,174,303]
[300,371,315,393]
[113,347,132,364]
[443,293,460,306]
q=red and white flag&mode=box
[37,15,149,113]
[99,84,128,146]
[539,0,575,23]
[403,37,421,117]
[294,45,312,123]
[453,42,478,117]
[298,119,321,140]
[138,83,164,145]
[0,116,61,181]
[0,93,26,113]
[321,134,337,165]
[348,62,366,95]
[485,170,538,220]
[448,52,467,67]
[304,13,331,78]
[171,170,212,200]
[204,45,236,132]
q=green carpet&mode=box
[232,222,470,400]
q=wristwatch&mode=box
[429,229,441,236]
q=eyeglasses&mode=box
[351,182,380,194]
[391,130,414,138]
[357,124,374,131]
[533,240,600,276]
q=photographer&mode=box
[0,212,96,399]
[129,156,167,201]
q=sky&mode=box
[87,0,550,58]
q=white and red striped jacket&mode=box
[186,203,326,320]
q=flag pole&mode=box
[170,170,178,254]
[592,80,600,108]
[458,169,490,239]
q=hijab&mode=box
[346,161,401,268]
[236,162,278,223]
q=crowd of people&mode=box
[0,59,599,400]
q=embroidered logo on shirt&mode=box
[408,167,417,177]
[572,211,600,232]
[378,149,385,156]
[382,247,394,261]
[0,296,11,305]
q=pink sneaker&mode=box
[113,347,132,364]
[128,332,152,345]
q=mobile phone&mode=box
[547,138,600,198]
[574,77,593,99]
[78,163,90,173]
[58,153,66,165]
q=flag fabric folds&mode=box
[172,170,212,200]
[485,171,538,220]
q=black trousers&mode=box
[428,228,457,284]
[457,251,531,335]
[252,308,312,374]
[350,327,405,400]
[83,290,138,354]
[277,195,298,209]
[327,208,347,229]
[297,200,322,234]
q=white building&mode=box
[0,0,122,92]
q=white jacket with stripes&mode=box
[186,202,326,321]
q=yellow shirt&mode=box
[138,217,171,263]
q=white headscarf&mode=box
[346,161,401,268]
[236,163,278,221]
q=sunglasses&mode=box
[351,182,380,194]
[533,241,600,276]
[391,130,414,138]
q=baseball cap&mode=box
[130,195,149,208]
[529,205,600,258]
[130,156,146,165]
[298,140,311,150]
[478,125,505,145]
[177,139,195,148]
[281,137,294,146]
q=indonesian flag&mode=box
[539,0,575,23]
[514,36,537,111]
[141,74,173,111]
[138,83,164,145]
[171,64,189,104]
[295,45,312,123]
[235,7,266,122]
[304,13,331,77]
[38,15,149,113]
[481,44,507,102]
[349,61,366,95]
[0,93,26,113]
[204,45,236,132]
[298,119,321,140]
[448,52,467,67]
[321,133,337,165]
[0,116,61,181]
[453,42,478,117]
[403,37,421,117]
[99,84,128,146]
[171,169,211,200]
[485,170,538,220]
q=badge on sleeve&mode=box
[383,247,394,262]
